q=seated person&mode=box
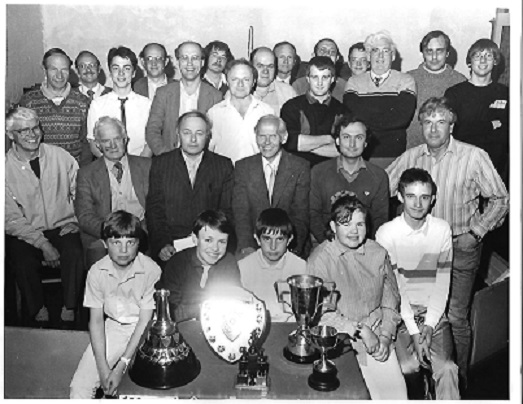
[238,208,307,322]
[5,106,84,323]
[307,194,407,399]
[70,211,161,398]
[156,210,241,321]
[376,168,459,399]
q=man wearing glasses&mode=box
[343,31,417,169]
[5,107,85,324]
[146,41,223,156]
[87,46,153,158]
[74,50,112,101]
[134,43,174,100]
[445,39,508,180]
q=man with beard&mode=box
[202,40,234,96]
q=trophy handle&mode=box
[273,280,293,313]
[318,281,338,313]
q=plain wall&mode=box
[4,2,508,106]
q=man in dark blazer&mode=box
[145,41,223,156]
[233,115,311,258]
[75,116,151,268]
[146,111,234,265]
[133,42,174,100]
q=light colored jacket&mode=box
[5,143,78,248]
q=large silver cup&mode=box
[308,325,340,391]
[274,275,336,363]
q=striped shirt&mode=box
[386,136,509,238]
[307,239,401,338]
[376,214,452,335]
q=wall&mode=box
[5,1,511,105]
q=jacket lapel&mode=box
[128,156,146,208]
[271,151,291,207]
[254,154,271,206]
[96,158,112,213]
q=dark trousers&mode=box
[5,229,85,317]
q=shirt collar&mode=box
[306,91,331,105]
[79,82,102,95]
[331,238,367,256]
[336,155,366,174]
[254,248,290,271]
[149,75,168,87]
[370,69,391,82]
[420,135,456,157]
[262,150,282,171]
[103,154,128,170]
[180,81,201,97]
[100,253,145,280]
[422,64,448,75]
[275,75,291,85]
[181,149,204,166]
[204,72,226,89]
[399,213,430,236]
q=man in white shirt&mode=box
[134,43,174,100]
[87,46,152,158]
[74,51,112,100]
[208,59,274,163]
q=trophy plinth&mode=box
[283,326,319,363]
[129,289,200,389]
[307,325,340,392]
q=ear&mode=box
[335,138,339,146]
[329,220,336,235]
[281,132,288,144]
[449,123,455,134]
[397,192,404,204]
[254,234,261,247]
[191,233,198,245]
[286,234,294,246]
[430,195,436,205]
[101,239,108,249]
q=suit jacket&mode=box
[146,148,234,259]
[145,81,223,156]
[232,150,311,255]
[133,76,175,99]
[75,155,152,248]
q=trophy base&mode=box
[283,346,319,364]
[308,368,340,392]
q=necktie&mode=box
[119,98,128,128]
[200,265,211,288]
[112,161,123,183]
[374,77,381,87]
[266,163,276,204]
[87,90,94,100]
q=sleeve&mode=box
[157,254,186,308]
[280,100,302,152]
[86,100,100,142]
[369,170,390,237]
[83,268,104,309]
[145,87,169,156]
[74,168,105,239]
[289,161,311,255]
[309,166,328,243]
[470,149,509,237]
[379,253,402,339]
[68,157,79,203]
[424,224,453,329]
[4,184,48,249]
[139,262,162,310]
[79,108,93,167]
[232,161,256,252]
[385,155,408,197]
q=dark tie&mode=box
[374,77,381,87]
[112,161,123,183]
[119,98,128,128]
[87,90,94,100]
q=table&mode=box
[119,321,370,399]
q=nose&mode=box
[190,133,197,143]
[108,139,118,148]
[414,197,422,208]
[121,243,128,253]
[349,137,356,148]
[270,239,277,251]
[430,122,438,133]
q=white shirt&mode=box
[262,151,282,192]
[79,82,106,99]
[208,97,274,163]
[179,81,200,115]
[87,91,152,156]
[181,150,204,186]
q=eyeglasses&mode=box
[12,124,41,136]
[78,63,98,70]
[317,47,338,57]
[471,52,495,61]
[144,56,166,63]
[98,137,126,145]
[371,48,392,56]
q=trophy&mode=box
[308,325,340,391]
[274,275,336,363]
[129,289,201,389]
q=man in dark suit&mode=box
[146,111,234,265]
[133,43,174,100]
[145,41,223,156]
[233,115,311,258]
[75,116,151,268]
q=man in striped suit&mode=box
[386,96,509,391]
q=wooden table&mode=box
[119,320,370,399]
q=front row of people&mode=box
[69,167,458,399]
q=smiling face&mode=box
[142,44,167,79]
[421,110,453,154]
[8,117,42,156]
[192,225,229,266]
[109,56,135,90]
[227,64,255,100]
[348,49,368,76]
[470,49,496,79]
[398,182,435,226]
[423,36,448,72]
[330,209,366,249]
[76,53,100,86]
[103,237,140,270]
[256,120,286,162]
[179,115,209,157]
[307,65,334,98]
[44,54,70,92]
[369,38,394,75]
[178,43,204,82]
[255,230,292,263]
[337,122,367,159]
[96,121,128,162]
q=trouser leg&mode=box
[430,316,460,399]
[395,322,426,399]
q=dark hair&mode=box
[466,38,501,65]
[107,46,138,71]
[42,48,72,69]
[101,210,143,240]
[192,210,233,236]
[74,50,100,69]
[177,110,212,134]
[418,96,457,124]
[255,208,294,238]
[419,30,451,53]
[326,194,368,241]
[203,40,234,74]
[398,168,438,197]
[314,38,344,76]
[225,58,258,83]
[348,42,366,57]
[175,41,204,60]
[139,42,168,59]
[332,112,369,140]
[314,38,339,58]
[306,56,335,77]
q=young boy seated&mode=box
[307,194,407,399]
[376,168,459,399]
[70,210,161,398]
[156,209,241,321]
[238,208,307,322]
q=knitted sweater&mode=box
[406,64,466,148]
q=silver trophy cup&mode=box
[274,275,336,363]
[308,325,340,391]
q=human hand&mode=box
[418,324,434,347]
[455,232,478,250]
[41,241,60,268]
[159,244,176,261]
[360,324,380,355]
[59,222,79,236]
[98,365,112,392]
[105,361,126,396]
[371,335,391,362]
[413,333,431,369]
[492,120,502,130]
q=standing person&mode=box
[146,41,223,155]
[445,38,509,180]
[87,46,152,158]
[406,31,466,149]
[347,42,369,77]
[386,97,509,390]
[74,50,112,100]
[202,40,234,96]
[134,43,174,100]
[376,168,460,400]
[273,41,300,85]
[18,48,91,166]
[70,211,161,398]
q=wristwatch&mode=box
[468,230,482,243]
[119,356,131,373]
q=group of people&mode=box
[4,29,509,400]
